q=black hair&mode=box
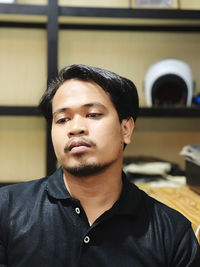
[39,64,139,123]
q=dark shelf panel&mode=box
[0,4,200,20]
[1,22,200,32]
[1,106,200,117]
[0,21,46,28]
[0,3,47,15]
[59,23,200,32]
[59,7,200,20]
[1,5,200,31]
[2,4,200,20]
[0,106,42,116]
[139,107,200,117]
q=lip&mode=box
[68,141,91,152]
[70,145,91,154]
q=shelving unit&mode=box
[1,0,200,177]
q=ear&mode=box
[121,117,135,145]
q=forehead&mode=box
[52,79,115,110]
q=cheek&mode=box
[51,127,65,153]
[93,121,123,148]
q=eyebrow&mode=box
[53,102,106,117]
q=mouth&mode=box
[68,140,92,153]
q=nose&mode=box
[67,115,88,138]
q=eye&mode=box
[56,117,70,124]
[87,113,102,119]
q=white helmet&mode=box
[144,59,193,107]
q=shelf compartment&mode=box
[0,106,42,116]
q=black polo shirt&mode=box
[0,167,199,267]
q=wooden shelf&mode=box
[0,106,42,116]
[1,3,200,21]
[59,6,200,20]
[139,107,200,117]
[1,106,200,117]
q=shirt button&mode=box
[84,236,90,244]
[75,207,80,214]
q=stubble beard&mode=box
[63,153,120,177]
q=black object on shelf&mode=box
[186,160,200,186]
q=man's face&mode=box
[51,79,133,177]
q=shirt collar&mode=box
[46,168,143,217]
[104,172,143,218]
[46,167,71,199]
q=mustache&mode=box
[64,137,96,152]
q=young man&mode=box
[0,64,199,266]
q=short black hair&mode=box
[39,64,139,123]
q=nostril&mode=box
[68,129,86,137]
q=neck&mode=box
[63,162,123,225]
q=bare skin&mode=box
[51,79,134,225]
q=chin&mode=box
[63,159,116,178]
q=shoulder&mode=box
[130,182,189,219]
[0,176,48,207]
[129,182,191,236]
[129,183,200,263]
[0,177,49,223]
[0,177,49,245]
[139,184,190,226]
[147,193,200,266]
[0,176,48,192]
[144,188,190,226]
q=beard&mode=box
[62,138,124,177]
[63,158,117,177]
